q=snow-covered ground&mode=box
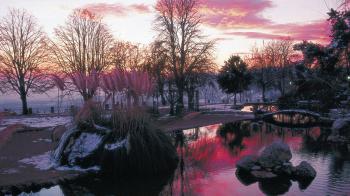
[0,116,72,131]
[18,151,100,172]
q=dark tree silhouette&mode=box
[217,55,252,105]
[155,0,215,115]
[51,9,114,101]
[0,9,53,115]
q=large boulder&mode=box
[293,161,316,180]
[236,155,257,171]
[56,126,108,168]
[100,127,179,177]
[53,121,179,177]
[235,142,316,193]
[65,132,105,167]
[258,141,292,168]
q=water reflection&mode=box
[27,121,350,196]
[166,121,350,196]
[58,176,172,196]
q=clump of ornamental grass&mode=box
[74,100,109,131]
[100,107,179,178]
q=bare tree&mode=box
[144,41,168,105]
[265,39,294,96]
[110,41,146,70]
[248,46,274,102]
[155,0,215,115]
[51,9,114,101]
[0,9,52,115]
[248,39,295,100]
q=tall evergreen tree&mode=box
[217,55,252,105]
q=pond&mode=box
[21,120,350,196]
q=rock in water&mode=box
[293,161,316,180]
[251,170,278,179]
[258,141,292,168]
[236,155,258,171]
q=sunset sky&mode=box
[0,0,341,65]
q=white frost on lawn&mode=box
[104,138,128,150]
[18,150,101,172]
[0,116,72,131]
[18,151,53,170]
[68,133,103,164]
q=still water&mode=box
[22,121,350,196]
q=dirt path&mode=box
[0,126,81,194]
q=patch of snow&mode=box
[18,151,53,170]
[332,118,350,131]
[68,133,103,164]
[0,116,72,131]
[329,109,350,119]
[94,124,111,132]
[52,125,76,165]
[1,168,19,174]
[18,150,101,172]
[18,185,65,196]
[32,138,51,143]
[104,139,127,150]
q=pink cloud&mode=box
[199,0,274,29]
[270,20,330,43]
[227,32,289,40]
[82,3,152,17]
[199,0,330,44]
[226,20,331,44]
[129,4,151,14]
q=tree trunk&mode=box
[82,92,93,102]
[20,92,28,115]
[133,95,140,106]
[169,82,175,116]
[187,89,195,111]
[176,86,184,115]
[262,84,266,102]
[234,93,237,106]
[159,85,167,106]
[195,90,199,111]
[112,92,115,108]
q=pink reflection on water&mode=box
[167,122,312,196]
